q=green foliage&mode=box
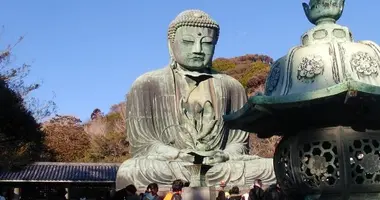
[0,79,46,170]
[212,58,236,72]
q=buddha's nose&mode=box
[192,42,202,54]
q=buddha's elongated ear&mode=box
[168,40,177,69]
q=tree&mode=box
[90,108,103,120]
[212,54,271,95]
[212,58,236,72]
[84,131,130,162]
[249,135,281,158]
[0,35,56,121]
[42,115,90,162]
[0,79,46,170]
[84,105,129,162]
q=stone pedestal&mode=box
[182,187,216,200]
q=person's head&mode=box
[230,186,240,195]
[172,179,184,192]
[263,186,280,200]
[125,184,137,196]
[168,9,220,72]
[147,183,159,195]
[220,181,226,188]
[217,191,226,200]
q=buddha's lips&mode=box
[191,57,204,61]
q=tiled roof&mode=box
[0,162,120,183]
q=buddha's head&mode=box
[168,10,220,72]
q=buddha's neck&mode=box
[176,64,212,76]
[174,64,212,87]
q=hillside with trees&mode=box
[1,47,280,165]
[41,54,279,163]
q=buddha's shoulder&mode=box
[213,72,245,89]
[132,67,171,86]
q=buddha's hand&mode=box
[151,145,192,162]
[202,151,229,165]
[177,149,195,163]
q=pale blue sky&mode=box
[0,1,378,121]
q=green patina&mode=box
[224,0,380,136]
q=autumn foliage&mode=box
[43,115,90,162]
[42,105,130,163]
[83,106,130,162]
[213,54,272,96]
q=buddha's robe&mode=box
[116,66,275,190]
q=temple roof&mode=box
[0,162,120,183]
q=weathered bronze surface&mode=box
[115,10,275,190]
[224,0,380,137]
[224,1,380,199]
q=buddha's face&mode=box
[171,26,217,72]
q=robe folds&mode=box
[116,66,276,190]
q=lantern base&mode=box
[274,126,380,200]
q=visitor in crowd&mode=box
[249,179,264,200]
[224,190,231,199]
[242,191,249,200]
[228,186,242,200]
[216,190,226,200]
[0,191,5,200]
[112,184,140,200]
[263,183,286,200]
[125,185,140,200]
[163,179,183,200]
[142,183,160,200]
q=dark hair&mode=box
[172,179,184,192]
[184,181,190,187]
[125,184,137,194]
[216,191,226,200]
[263,185,284,200]
[230,186,239,194]
[147,183,158,191]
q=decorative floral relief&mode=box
[307,155,329,177]
[360,154,380,174]
[297,55,324,82]
[350,52,380,77]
